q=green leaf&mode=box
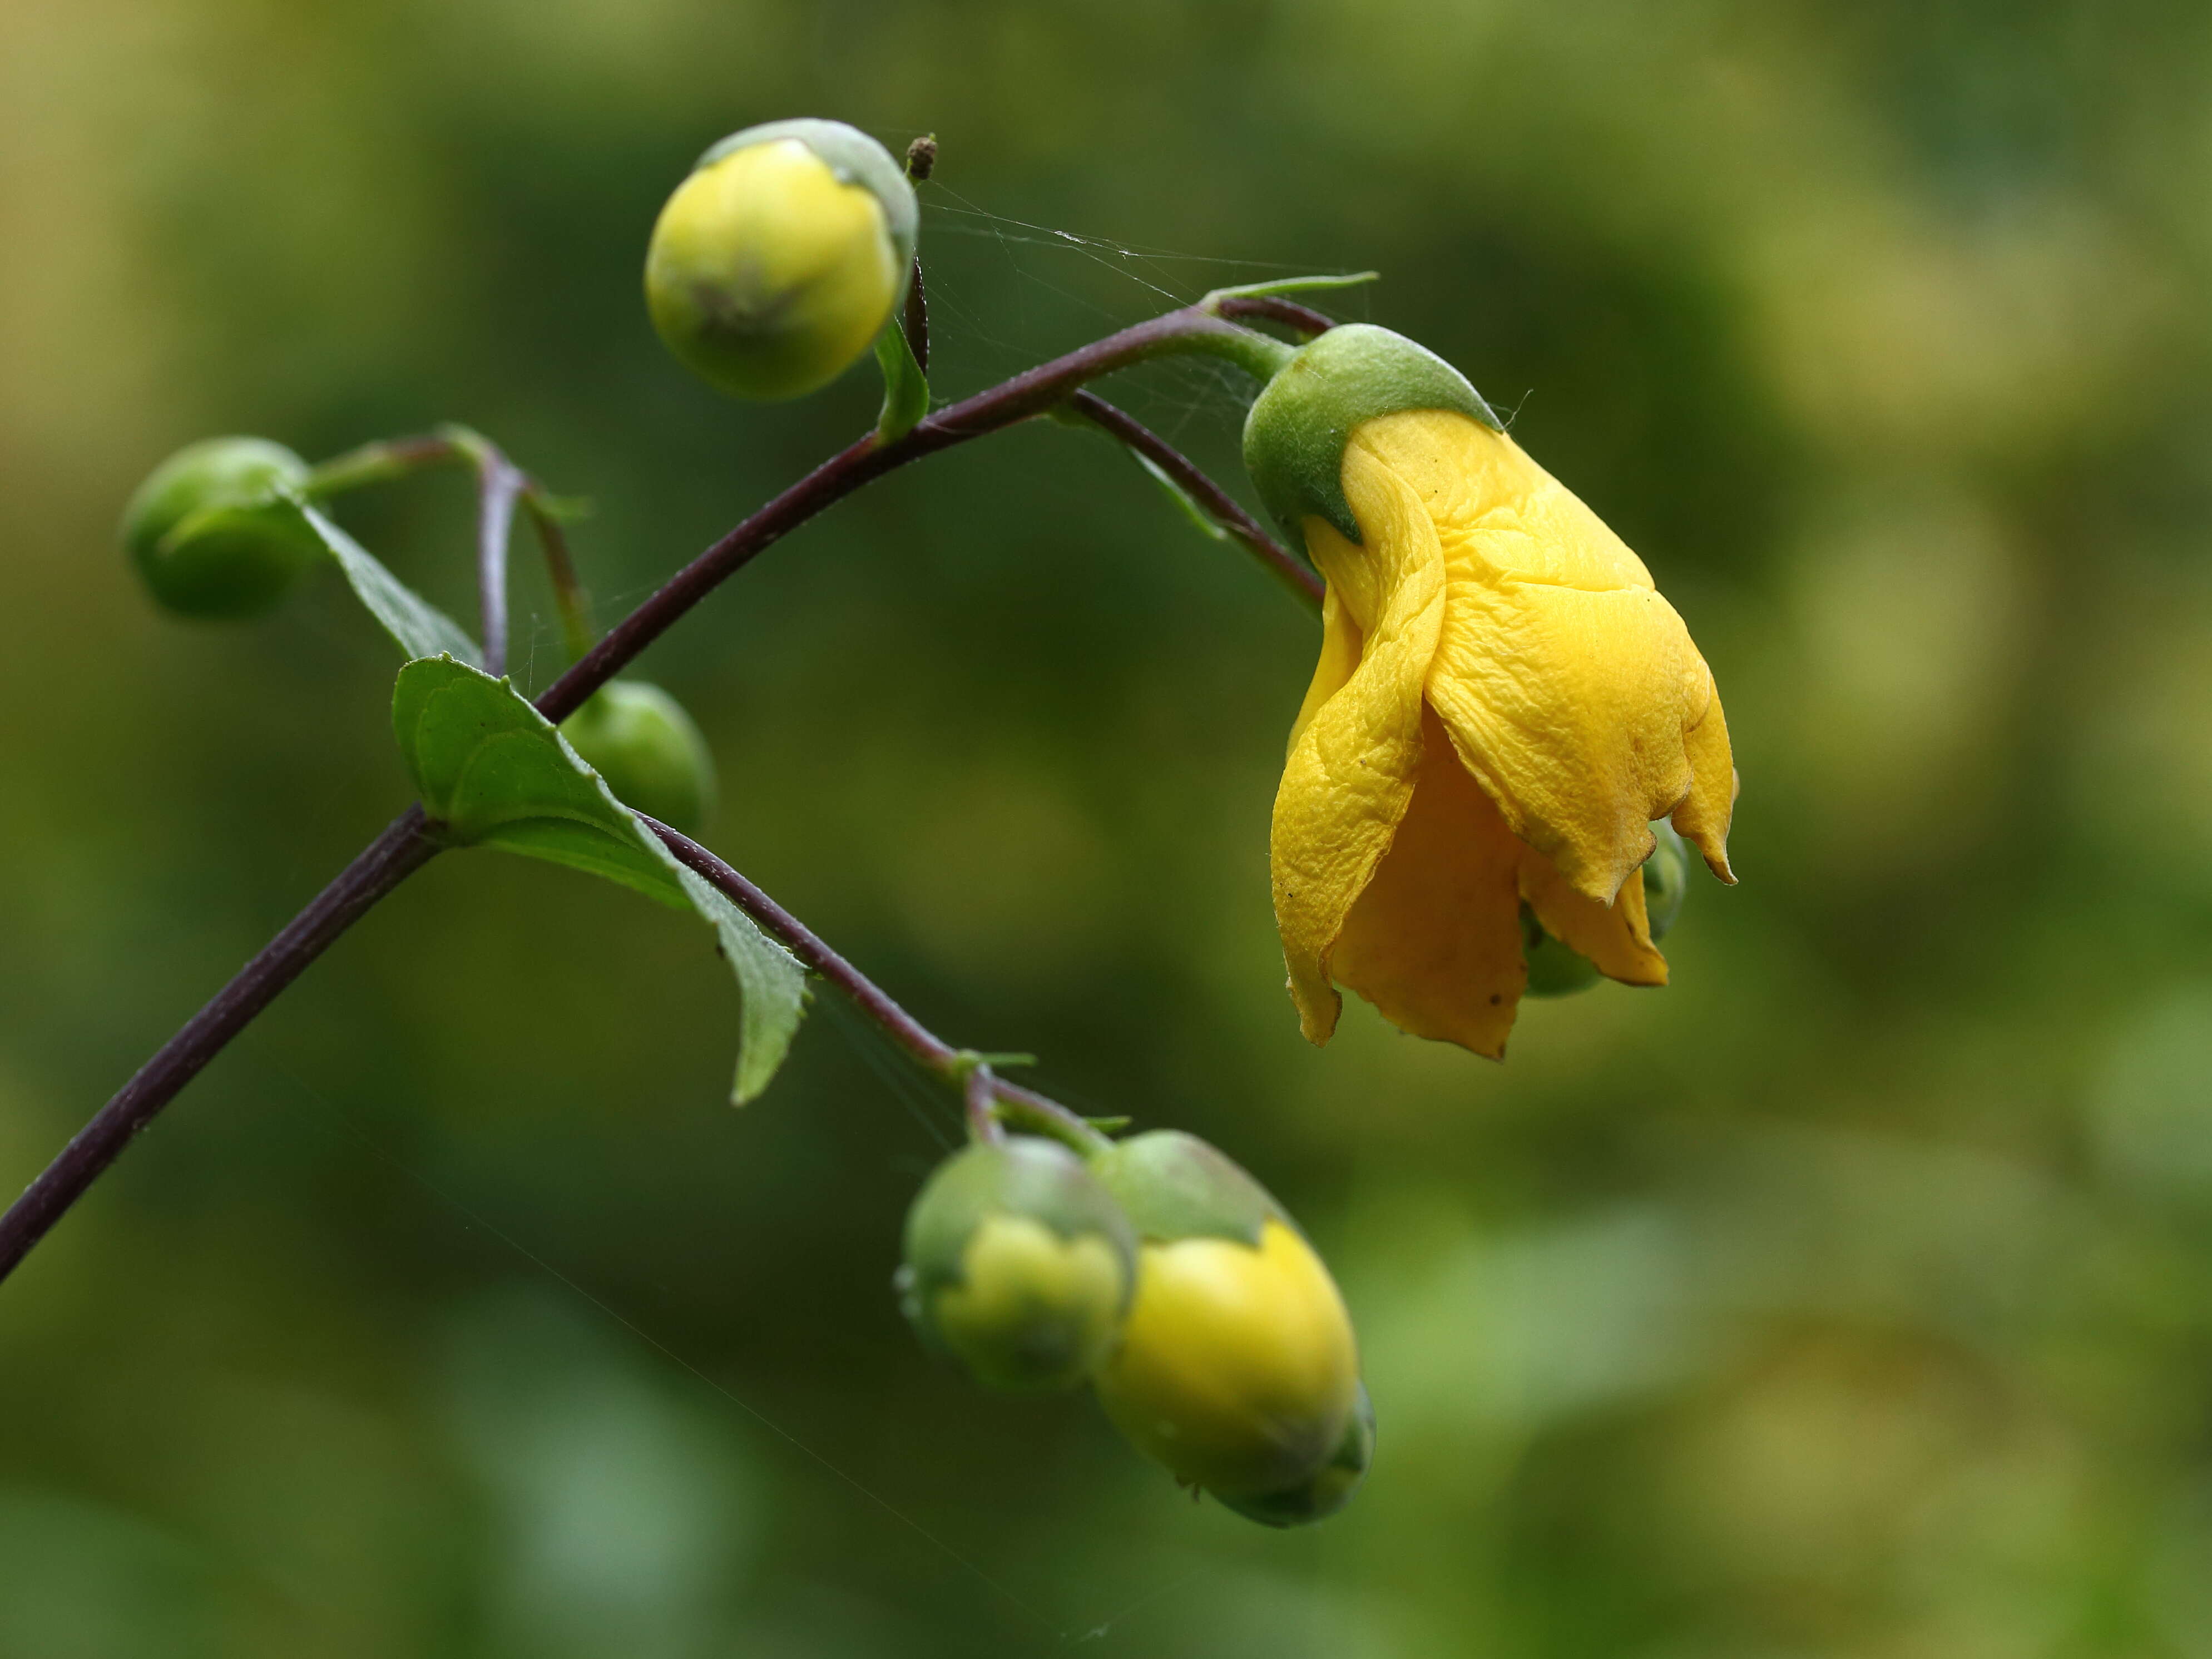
[392,656,681,905]
[1202,271,1380,305]
[294,499,483,666]
[391,657,808,1102]
[674,866,809,1104]
[872,318,930,445]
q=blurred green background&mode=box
[7,0,2212,1653]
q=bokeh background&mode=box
[7,0,2212,1653]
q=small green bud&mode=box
[1643,818,1692,943]
[1521,905,1602,999]
[1241,324,1501,547]
[1215,1381,1374,1528]
[897,1136,1136,1394]
[1090,1132,1366,1509]
[557,681,717,835]
[120,437,323,619]
[645,118,918,401]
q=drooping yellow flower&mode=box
[1245,327,1736,1058]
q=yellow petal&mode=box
[1520,858,1668,987]
[1670,661,1738,883]
[1286,582,1363,760]
[1330,707,1528,1058]
[1271,455,1447,1044]
[1347,410,1735,904]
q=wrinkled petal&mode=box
[1331,709,1528,1058]
[1348,410,1736,904]
[1271,454,1447,1044]
[1286,583,1363,759]
[1669,661,1738,883]
[1520,858,1667,986]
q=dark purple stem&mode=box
[0,809,440,1281]
[1211,294,1337,338]
[647,821,1107,1152]
[0,304,1286,1284]
[1065,390,1322,607]
[535,305,1283,722]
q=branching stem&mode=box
[0,302,1320,1285]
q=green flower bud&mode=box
[120,437,323,619]
[1643,818,1691,943]
[645,118,918,402]
[1215,1381,1374,1528]
[1241,324,1502,546]
[557,680,717,835]
[897,1136,1136,1394]
[1090,1132,1365,1509]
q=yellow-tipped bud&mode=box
[1097,1217,1359,1498]
[1090,1131,1366,1516]
[898,1137,1136,1394]
[644,119,917,401]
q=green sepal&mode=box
[1216,1381,1374,1528]
[872,316,930,445]
[293,501,483,667]
[390,657,805,1103]
[1203,271,1379,306]
[696,118,919,276]
[1090,1130,1288,1249]
[1241,324,1501,546]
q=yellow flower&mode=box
[1095,1218,1360,1498]
[1246,328,1736,1058]
[644,119,916,401]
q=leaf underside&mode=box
[294,501,483,666]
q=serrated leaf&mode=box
[294,499,482,666]
[872,318,930,445]
[674,866,809,1103]
[391,658,808,1102]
